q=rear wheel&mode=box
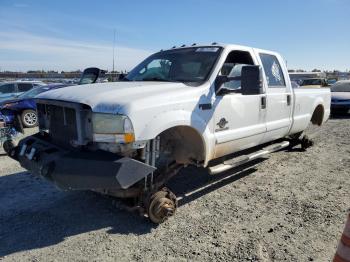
[21,110,38,128]
[289,122,318,150]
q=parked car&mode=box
[330,80,350,114]
[0,81,46,103]
[0,84,68,127]
[9,44,330,223]
[327,78,338,86]
[300,78,329,88]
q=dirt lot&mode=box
[0,117,349,262]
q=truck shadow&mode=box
[0,160,263,257]
[169,159,265,207]
[0,172,152,257]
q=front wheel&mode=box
[21,109,38,128]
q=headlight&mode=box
[92,113,135,144]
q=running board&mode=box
[208,141,290,175]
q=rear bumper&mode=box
[10,135,155,191]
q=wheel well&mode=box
[310,105,324,126]
[158,126,205,165]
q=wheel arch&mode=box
[157,125,206,165]
[136,110,214,166]
[310,104,325,126]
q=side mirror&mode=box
[241,65,263,95]
[79,67,106,85]
[214,75,229,94]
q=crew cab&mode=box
[9,44,331,223]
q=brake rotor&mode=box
[147,188,177,224]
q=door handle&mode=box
[287,94,291,106]
[261,96,267,109]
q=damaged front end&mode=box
[8,99,156,197]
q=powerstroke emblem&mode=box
[215,118,229,132]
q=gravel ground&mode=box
[0,117,349,262]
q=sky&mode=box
[0,0,349,72]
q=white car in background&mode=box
[0,81,46,103]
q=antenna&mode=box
[112,29,116,79]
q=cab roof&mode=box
[161,43,277,55]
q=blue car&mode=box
[0,84,69,127]
[331,80,350,115]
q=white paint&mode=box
[37,44,331,166]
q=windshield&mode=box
[331,82,350,92]
[125,47,222,84]
[17,86,52,99]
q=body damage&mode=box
[37,81,216,164]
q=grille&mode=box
[38,103,78,147]
[37,101,93,148]
[49,105,77,147]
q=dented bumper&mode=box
[9,135,155,191]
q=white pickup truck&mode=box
[9,44,331,223]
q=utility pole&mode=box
[112,29,116,81]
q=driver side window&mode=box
[219,51,255,92]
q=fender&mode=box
[137,109,216,166]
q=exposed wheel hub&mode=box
[147,188,177,224]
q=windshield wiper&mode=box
[141,77,173,82]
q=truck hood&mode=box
[36,81,203,114]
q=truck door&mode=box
[213,49,267,159]
[257,52,293,143]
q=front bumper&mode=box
[9,134,156,191]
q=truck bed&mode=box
[290,87,331,135]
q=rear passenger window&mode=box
[0,84,16,94]
[17,83,33,92]
[259,54,286,87]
